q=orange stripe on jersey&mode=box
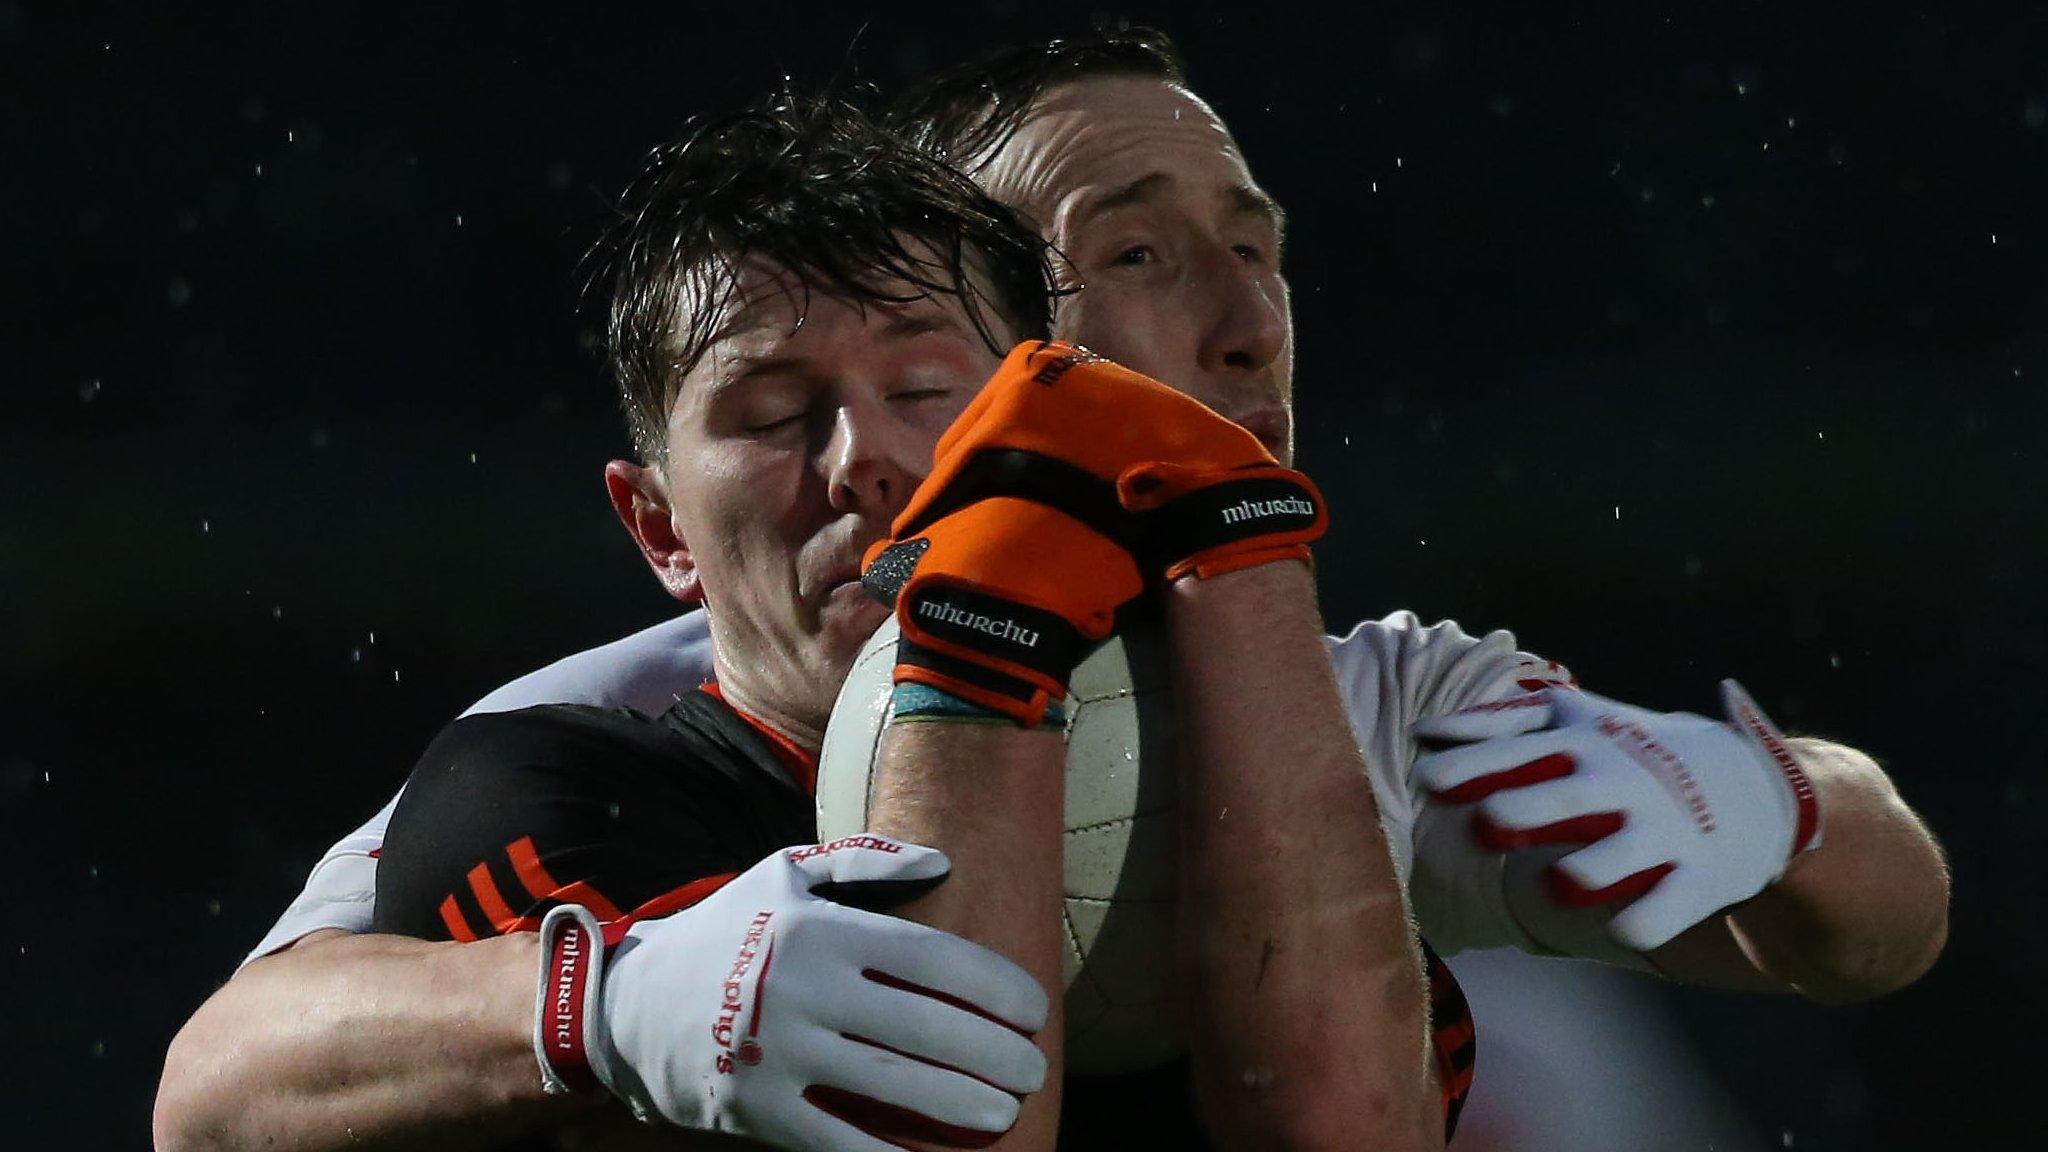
[467,861,528,934]
[507,836,561,901]
[439,895,478,942]
[627,872,739,922]
[552,881,623,922]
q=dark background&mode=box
[6,1,2042,1147]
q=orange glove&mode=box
[913,341,1327,582]
[863,497,1143,726]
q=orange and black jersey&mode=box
[373,688,814,944]
[372,686,1474,1147]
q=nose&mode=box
[1191,246,1287,383]
[821,400,915,518]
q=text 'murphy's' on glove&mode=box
[863,496,1143,726]
[1412,682,1824,953]
[533,834,1049,1152]
[911,341,1328,582]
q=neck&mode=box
[708,660,825,753]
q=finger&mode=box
[1414,732,1572,800]
[1474,808,1623,852]
[783,836,952,911]
[845,910,1052,1036]
[1607,872,1720,952]
[1547,835,1676,907]
[830,980,1048,1095]
[1473,774,1599,831]
[1411,692,1556,745]
[1427,750,1576,805]
[803,1048,1024,1147]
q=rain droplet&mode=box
[255,163,263,176]
[1418,538,1427,546]
[168,278,193,306]
[350,647,362,663]
[201,519,211,533]
[1817,431,1826,440]
[1786,116,1798,129]
[1700,194,1717,209]
[90,1040,106,1057]
[1614,505,1621,520]
[1395,157,1403,168]
[1371,181,1378,193]
[454,213,464,227]
[392,669,402,682]
[286,129,295,143]
[86,864,98,878]
[78,379,101,402]
[369,631,377,645]
[468,451,478,464]
[1829,653,1842,669]
[1683,555,1704,578]
[206,898,222,917]
[271,604,283,620]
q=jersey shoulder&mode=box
[461,611,714,717]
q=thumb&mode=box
[783,834,952,912]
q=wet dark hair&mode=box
[587,93,1056,462]
[885,26,1187,172]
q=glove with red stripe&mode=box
[862,341,1327,723]
[1412,681,1822,953]
[534,835,1049,1152]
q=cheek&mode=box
[1056,285,1173,371]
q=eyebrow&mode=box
[703,306,963,398]
[1079,171,1289,243]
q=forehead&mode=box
[669,257,984,401]
[980,75,1267,223]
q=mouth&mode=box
[1229,407,1292,459]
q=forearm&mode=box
[1167,563,1439,1150]
[155,930,597,1152]
[1663,738,1949,1002]
[867,720,1067,1151]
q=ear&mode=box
[605,459,703,605]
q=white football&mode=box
[816,615,1183,1075]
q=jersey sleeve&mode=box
[372,703,808,942]
[1324,611,1579,955]
[239,792,400,967]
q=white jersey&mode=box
[245,608,1559,964]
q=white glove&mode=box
[1413,681,1822,952]
[533,834,1049,1151]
